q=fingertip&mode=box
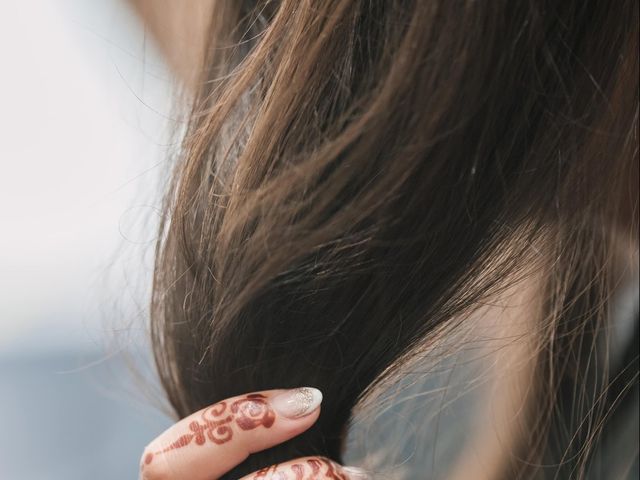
[271,387,323,420]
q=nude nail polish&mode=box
[271,387,323,419]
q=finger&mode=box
[140,387,323,480]
[239,457,371,480]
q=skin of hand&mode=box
[140,387,369,480]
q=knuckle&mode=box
[139,449,171,480]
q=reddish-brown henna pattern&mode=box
[254,464,287,480]
[250,458,347,480]
[142,394,275,469]
[321,459,348,480]
[232,394,276,430]
[291,463,305,480]
[308,458,322,476]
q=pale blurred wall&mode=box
[0,1,175,478]
[0,0,174,354]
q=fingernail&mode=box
[271,387,323,419]
[342,466,371,479]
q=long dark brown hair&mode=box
[149,1,638,478]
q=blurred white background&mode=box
[0,1,175,477]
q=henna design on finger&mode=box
[232,394,276,430]
[291,464,306,480]
[308,458,348,480]
[251,458,348,480]
[254,464,288,480]
[141,394,275,469]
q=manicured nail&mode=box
[271,387,323,419]
[342,466,371,479]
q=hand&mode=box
[140,387,369,479]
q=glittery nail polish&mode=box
[271,387,323,419]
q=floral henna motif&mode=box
[232,393,276,430]
[309,458,348,480]
[142,394,275,468]
[252,458,348,480]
